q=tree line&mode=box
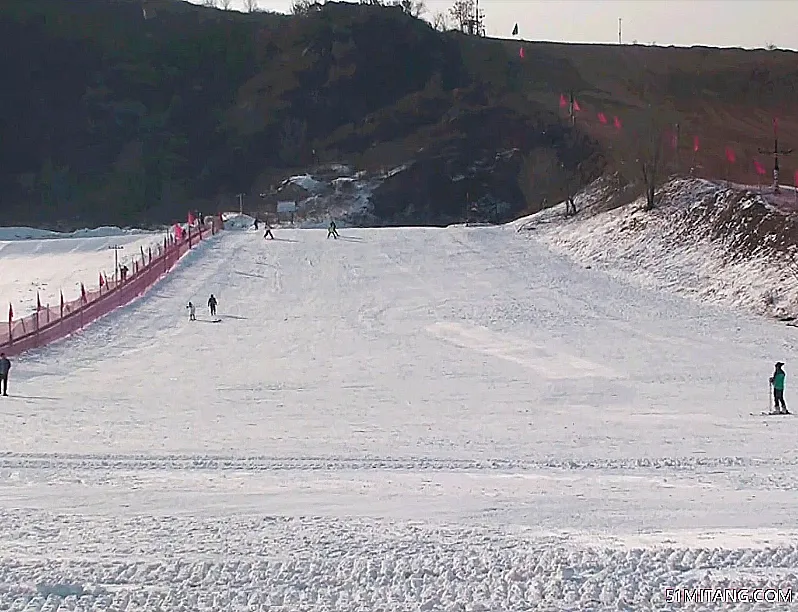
[199,0,487,37]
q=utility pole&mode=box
[109,245,124,284]
[758,118,793,194]
[618,18,622,44]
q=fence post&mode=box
[34,307,39,349]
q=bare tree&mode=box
[201,0,217,6]
[220,0,232,9]
[291,0,322,14]
[449,0,472,32]
[449,0,483,35]
[431,11,448,31]
[613,106,678,210]
[392,0,425,17]
[245,0,259,12]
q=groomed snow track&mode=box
[4,225,798,611]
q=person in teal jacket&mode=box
[770,362,789,414]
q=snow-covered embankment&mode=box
[516,177,798,319]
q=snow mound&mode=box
[223,213,256,230]
[289,174,325,193]
[519,176,798,319]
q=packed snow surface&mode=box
[4,225,798,610]
[0,229,165,321]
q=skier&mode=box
[264,221,274,240]
[253,217,259,230]
[187,301,196,321]
[770,362,789,414]
[208,294,218,317]
[0,352,10,396]
[327,220,338,239]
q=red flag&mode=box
[794,169,798,186]
[36,292,41,311]
[559,94,567,108]
[80,283,87,302]
[725,146,736,164]
[597,112,607,125]
[754,160,766,176]
[60,291,64,309]
[613,116,622,130]
[99,272,105,287]
[8,303,12,321]
[188,210,196,225]
[573,99,581,112]
[518,46,525,59]
[693,135,700,153]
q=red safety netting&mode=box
[0,217,223,357]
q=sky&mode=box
[186,0,798,51]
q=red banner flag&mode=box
[518,46,525,59]
[8,303,12,321]
[573,99,581,112]
[188,210,196,225]
[597,112,607,125]
[725,146,736,164]
[80,283,87,302]
[794,169,798,186]
[559,94,567,108]
[613,116,622,130]
[99,272,105,287]
[754,160,766,175]
[693,135,700,153]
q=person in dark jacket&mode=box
[0,353,10,396]
[208,294,218,317]
[770,362,789,414]
[327,220,338,239]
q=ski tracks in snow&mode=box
[2,512,798,611]
[5,226,798,609]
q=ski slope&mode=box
[3,225,798,610]
[0,228,165,321]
